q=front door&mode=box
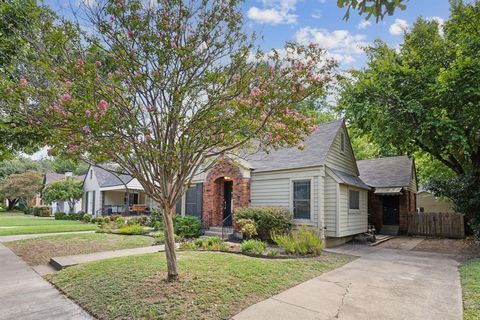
[223,181,233,226]
[383,196,400,225]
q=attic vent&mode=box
[340,132,345,152]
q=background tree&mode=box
[42,177,83,213]
[52,157,89,175]
[17,0,336,280]
[0,156,52,180]
[338,0,480,232]
[0,171,42,210]
[338,0,408,21]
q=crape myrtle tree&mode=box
[17,0,336,280]
[338,1,480,234]
[42,177,84,213]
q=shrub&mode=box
[155,232,181,244]
[54,211,66,220]
[23,207,33,215]
[179,241,197,250]
[82,214,91,223]
[240,239,267,254]
[235,207,293,240]
[96,217,105,224]
[149,208,163,228]
[127,217,139,226]
[116,224,148,235]
[173,215,201,238]
[266,248,279,256]
[272,226,324,256]
[236,218,257,239]
[33,206,51,217]
[103,216,111,223]
[115,217,125,227]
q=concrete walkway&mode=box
[50,245,166,270]
[234,242,463,320]
[0,231,95,243]
[0,243,93,320]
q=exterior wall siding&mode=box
[325,126,358,176]
[250,167,321,227]
[417,192,455,213]
[337,185,368,236]
[324,174,337,236]
[83,167,102,215]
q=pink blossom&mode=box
[19,78,28,87]
[109,15,115,23]
[170,39,177,48]
[77,58,85,66]
[98,99,109,111]
[64,80,73,87]
[250,87,261,98]
[308,126,317,133]
[298,143,305,150]
[308,42,318,49]
[127,31,134,38]
[61,93,72,102]
[107,72,113,78]
[82,125,91,134]
[95,76,101,82]
[85,110,92,117]
[95,60,102,67]
[10,123,16,128]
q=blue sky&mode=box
[44,0,457,71]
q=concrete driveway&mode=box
[233,241,462,320]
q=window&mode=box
[127,193,139,205]
[349,190,360,210]
[340,132,345,152]
[293,180,311,220]
[185,186,197,216]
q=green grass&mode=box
[47,251,353,320]
[5,232,156,266]
[460,258,480,320]
[0,211,97,236]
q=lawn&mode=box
[0,211,97,236]
[460,258,480,320]
[47,251,353,320]
[5,232,156,266]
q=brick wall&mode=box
[368,192,383,232]
[368,190,417,233]
[203,158,251,228]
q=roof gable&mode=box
[357,156,414,188]
[246,119,344,172]
[92,165,134,188]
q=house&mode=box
[417,190,455,213]
[357,156,417,235]
[43,172,84,213]
[82,165,158,216]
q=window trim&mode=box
[348,188,360,214]
[290,178,313,222]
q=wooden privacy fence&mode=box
[407,212,465,238]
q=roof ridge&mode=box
[357,155,411,162]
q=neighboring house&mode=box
[417,190,455,213]
[43,172,84,213]
[357,156,417,235]
[83,166,158,216]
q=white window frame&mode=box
[290,178,314,223]
[348,188,361,214]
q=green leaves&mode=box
[337,0,407,22]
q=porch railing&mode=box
[221,212,233,240]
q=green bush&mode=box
[82,214,91,223]
[240,239,267,254]
[103,216,111,223]
[235,207,293,240]
[236,218,258,239]
[116,224,148,235]
[179,241,197,250]
[272,226,324,256]
[54,211,66,220]
[155,232,181,244]
[115,217,125,227]
[173,215,201,238]
[149,208,163,228]
[266,248,279,256]
[23,207,33,215]
[33,206,51,217]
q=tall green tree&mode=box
[338,0,480,227]
[338,0,408,21]
[15,0,336,280]
[42,177,83,213]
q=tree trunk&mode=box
[162,207,178,281]
[7,199,18,211]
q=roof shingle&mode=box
[357,156,413,188]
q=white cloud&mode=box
[357,20,371,30]
[295,27,367,64]
[247,0,299,25]
[311,9,322,19]
[389,18,409,35]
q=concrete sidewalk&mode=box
[0,231,95,243]
[50,245,166,270]
[0,243,92,320]
[233,246,462,320]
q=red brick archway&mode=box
[203,158,251,228]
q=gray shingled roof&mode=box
[44,172,84,186]
[246,119,344,172]
[330,168,371,190]
[93,166,133,188]
[357,156,413,188]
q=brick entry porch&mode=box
[203,158,251,229]
[368,190,416,234]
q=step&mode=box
[381,225,399,236]
[203,230,233,240]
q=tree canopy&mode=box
[0,170,42,210]
[337,0,408,22]
[42,177,83,213]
